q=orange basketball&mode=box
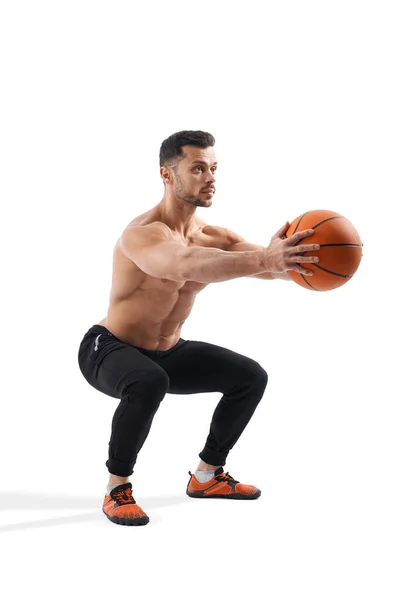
[286,209,363,291]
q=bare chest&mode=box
[110,221,229,301]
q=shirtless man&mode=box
[77,130,319,526]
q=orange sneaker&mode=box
[186,467,261,500]
[102,483,149,526]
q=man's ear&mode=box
[160,167,173,184]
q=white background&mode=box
[1,1,399,599]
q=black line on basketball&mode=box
[294,216,347,246]
[300,274,319,290]
[311,215,344,230]
[293,212,309,234]
[313,264,351,278]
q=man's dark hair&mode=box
[159,130,215,168]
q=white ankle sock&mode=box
[106,483,128,495]
[195,469,217,483]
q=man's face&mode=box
[170,145,217,207]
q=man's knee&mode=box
[252,363,268,393]
[257,364,268,386]
[122,369,170,401]
[242,358,268,384]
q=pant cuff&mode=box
[199,448,228,467]
[106,458,134,477]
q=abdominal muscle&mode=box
[100,293,193,351]
[95,212,233,349]
[97,240,207,351]
[100,317,184,352]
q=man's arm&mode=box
[119,222,318,283]
[119,222,270,283]
[225,234,291,281]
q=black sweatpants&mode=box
[77,324,268,477]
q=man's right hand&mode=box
[263,222,320,276]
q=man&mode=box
[77,130,319,526]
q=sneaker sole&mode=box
[187,490,261,500]
[103,508,149,526]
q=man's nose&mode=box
[206,170,216,183]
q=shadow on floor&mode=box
[0,491,192,532]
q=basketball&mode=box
[285,209,363,291]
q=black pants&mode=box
[77,324,268,477]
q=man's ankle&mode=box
[197,462,220,471]
[108,477,129,486]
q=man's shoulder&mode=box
[125,208,172,232]
[123,220,174,240]
[197,223,244,251]
[201,223,243,245]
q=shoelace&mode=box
[215,472,239,485]
[111,488,134,505]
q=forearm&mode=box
[228,241,291,281]
[248,271,291,281]
[182,247,267,283]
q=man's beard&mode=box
[174,177,213,207]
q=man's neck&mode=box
[156,197,198,238]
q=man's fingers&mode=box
[291,267,314,276]
[272,221,290,239]
[299,268,314,275]
[293,255,319,263]
[287,229,315,244]
[292,243,320,253]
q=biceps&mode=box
[118,237,187,281]
[229,241,266,252]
